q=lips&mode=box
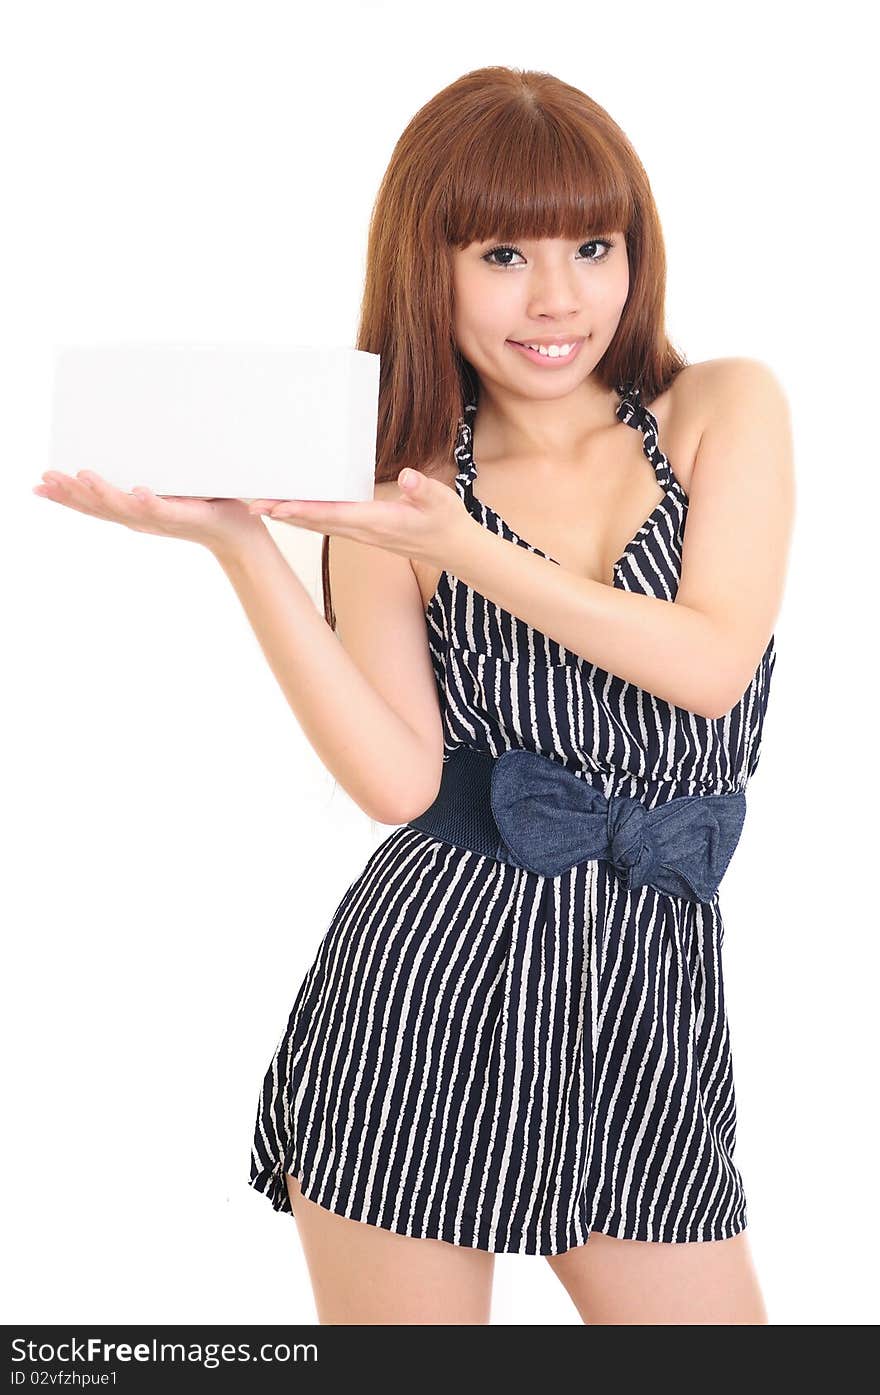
[506,338,586,367]
[510,338,584,348]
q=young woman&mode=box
[34,66,794,1325]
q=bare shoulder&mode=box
[372,478,400,503]
[658,359,790,497]
[328,478,404,576]
[330,465,451,603]
[326,480,409,612]
[672,358,794,708]
[682,355,795,553]
[372,462,456,603]
[670,357,790,431]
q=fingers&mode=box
[247,499,284,514]
[34,469,152,523]
[35,470,115,517]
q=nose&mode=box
[526,266,584,322]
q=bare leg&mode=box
[545,1228,768,1325]
[284,1173,495,1324]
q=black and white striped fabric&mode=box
[249,382,777,1256]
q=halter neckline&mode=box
[453,381,672,494]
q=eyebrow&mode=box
[478,233,613,245]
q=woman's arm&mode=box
[211,523,444,825]
[441,359,795,719]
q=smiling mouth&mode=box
[507,338,586,363]
[510,337,586,346]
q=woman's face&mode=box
[451,232,629,398]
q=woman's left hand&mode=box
[247,467,474,568]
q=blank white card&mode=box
[48,343,381,502]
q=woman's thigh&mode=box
[545,1229,768,1325]
[284,1173,495,1324]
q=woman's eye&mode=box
[483,239,614,268]
[482,244,526,268]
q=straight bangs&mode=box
[440,112,635,250]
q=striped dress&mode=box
[249,382,778,1256]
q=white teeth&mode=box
[523,342,575,357]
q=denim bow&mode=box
[489,748,746,901]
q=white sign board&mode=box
[48,343,381,502]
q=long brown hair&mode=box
[320,65,687,628]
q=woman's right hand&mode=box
[32,468,268,555]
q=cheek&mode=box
[451,304,478,359]
[451,268,485,337]
[594,273,630,320]
[476,284,520,339]
[613,265,631,311]
[454,292,507,350]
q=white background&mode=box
[3,0,877,1326]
